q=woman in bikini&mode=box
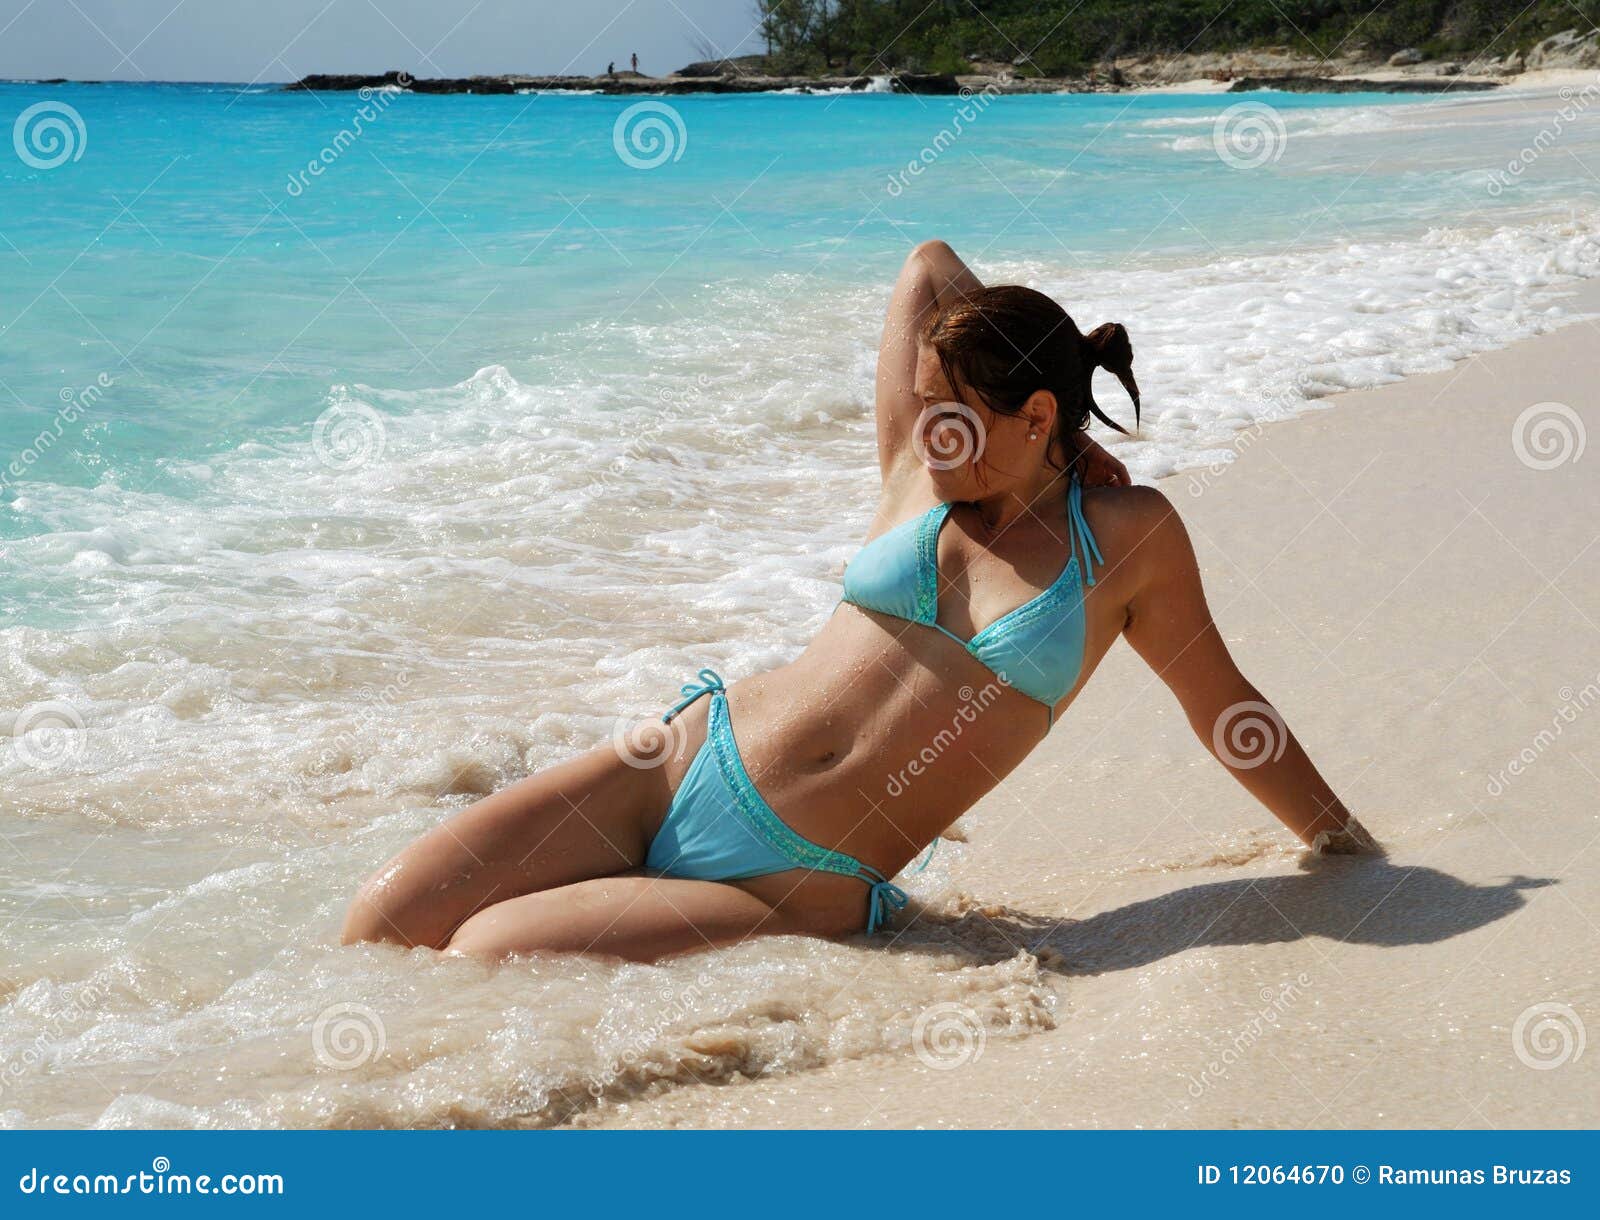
[342,239,1374,962]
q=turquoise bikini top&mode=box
[841,474,1103,718]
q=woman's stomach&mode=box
[721,605,1048,869]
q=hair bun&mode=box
[1082,322,1140,433]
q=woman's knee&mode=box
[340,878,403,947]
[340,859,446,950]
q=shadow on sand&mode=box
[893,857,1554,976]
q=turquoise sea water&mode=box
[3,82,1587,495]
[3,79,1600,1127]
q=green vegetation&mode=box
[750,1,1600,76]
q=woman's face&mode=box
[912,342,1042,502]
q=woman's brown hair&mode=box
[922,285,1140,459]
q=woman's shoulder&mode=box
[1080,483,1192,567]
[1082,481,1176,523]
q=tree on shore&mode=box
[755,0,814,64]
[749,0,1600,77]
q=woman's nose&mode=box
[921,403,986,469]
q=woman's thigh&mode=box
[443,874,794,962]
[343,742,671,950]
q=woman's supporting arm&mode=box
[1121,489,1377,853]
[875,240,983,478]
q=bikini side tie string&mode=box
[662,668,725,723]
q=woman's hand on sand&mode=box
[1311,815,1384,855]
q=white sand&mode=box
[1131,78,1233,94]
[598,289,1600,1129]
[1499,68,1600,94]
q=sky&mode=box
[0,0,765,83]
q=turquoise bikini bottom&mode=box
[643,669,912,934]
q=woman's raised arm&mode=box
[874,240,983,480]
[1120,489,1378,854]
[874,241,1131,489]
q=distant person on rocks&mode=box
[607,61,615,77]
[631,52,639,73]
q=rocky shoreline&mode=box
[282,29,1600,98]
[285,68,1502,96]
[285,70,966,95]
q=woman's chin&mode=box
[925,467,976,501]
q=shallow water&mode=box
[3,80,1600,1126]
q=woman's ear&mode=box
[1022,388,1057,440]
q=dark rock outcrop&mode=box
[283,67,1499,99]
[286,70,966,96]
[1228,74,1498,93]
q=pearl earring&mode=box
[1028,431,1038,440]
